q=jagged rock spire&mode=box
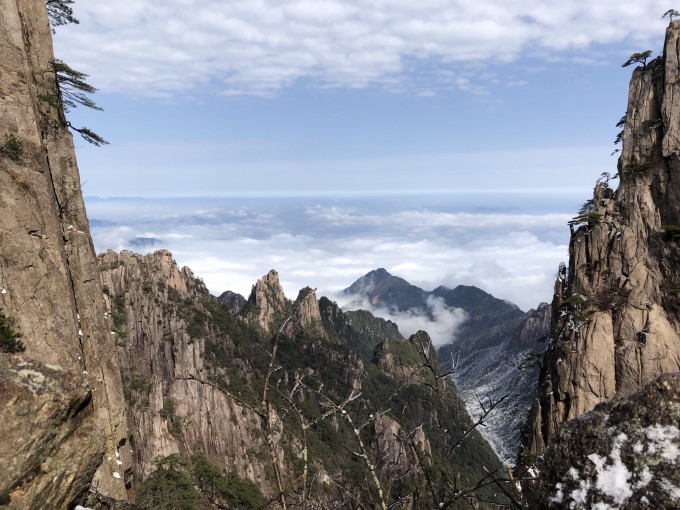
[523,21,680,460]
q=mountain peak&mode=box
[370,267,391,278]
[344,268,393,294]
[343,268,428,311]
[245,269,288,332]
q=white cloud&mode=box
[339,294,468,347]
[53,0,668,97]
[87,194,573,311]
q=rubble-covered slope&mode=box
[100,250,506,509]
[523,21,680,461]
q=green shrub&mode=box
[186,310,206,339]
[0,134,23,161]
[167,287,182,303]
[568,212,602,227]
[160,398,182,437]
[662,225,680,242]
[192,454,264,509]
[0,313,24,353]
[389,339,422,367]
[623,162,652,175]
[112,294,127,328]
[123,377,152,407]
[136,455,198,510]
[558,294,587,310]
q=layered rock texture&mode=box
[0,0,130,506]
[523,22,680,461]
[529,372,680,509]
[99,250,273,490]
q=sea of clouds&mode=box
[86,191,581,320]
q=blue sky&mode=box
[48,1,673,313]
[53,0,670,197]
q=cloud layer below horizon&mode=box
[86,192,578,313]
[54,0,667,97]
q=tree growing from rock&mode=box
[44,1,108,146]
[663,9,680,23]
[622,50,653,68]
[50,59,109,146]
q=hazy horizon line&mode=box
[84,187,593,200]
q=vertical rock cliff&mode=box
[0,0,130,505]
[98,250,272,487]
[524,21,680,460]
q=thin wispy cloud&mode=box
[54,0,667,97]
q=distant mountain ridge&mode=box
[343,268,550,462]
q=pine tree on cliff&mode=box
[621,50,653,68]
[45,0,108,146]
[46,0,79,31]
[663,9,680,24]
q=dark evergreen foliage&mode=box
[0,313,24,353]
[0,134,23,161]
[136,455,199,510]
[46,0,79,31]
[622,50,653,68]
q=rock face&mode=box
[0,0,130,504]
[523,22,680,460]
[344,268,428,311]
[244,269,289,333]
[99,250,271,485]
[217,290,246,314]
[0,356,103,510]
[529,372,680,509]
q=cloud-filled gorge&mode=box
[87,192,579,326]
[338,294,469,347]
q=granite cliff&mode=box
[522,18,680,470]
[0,1,130,507]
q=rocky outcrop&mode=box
[0,356,103,510]
[0,0,130,504]
[244,269,289,333]
[99,250,272,487]
[529,372,680,509]
[515,302,552,351]
[217,290,246,313]
[524,22,680,460]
